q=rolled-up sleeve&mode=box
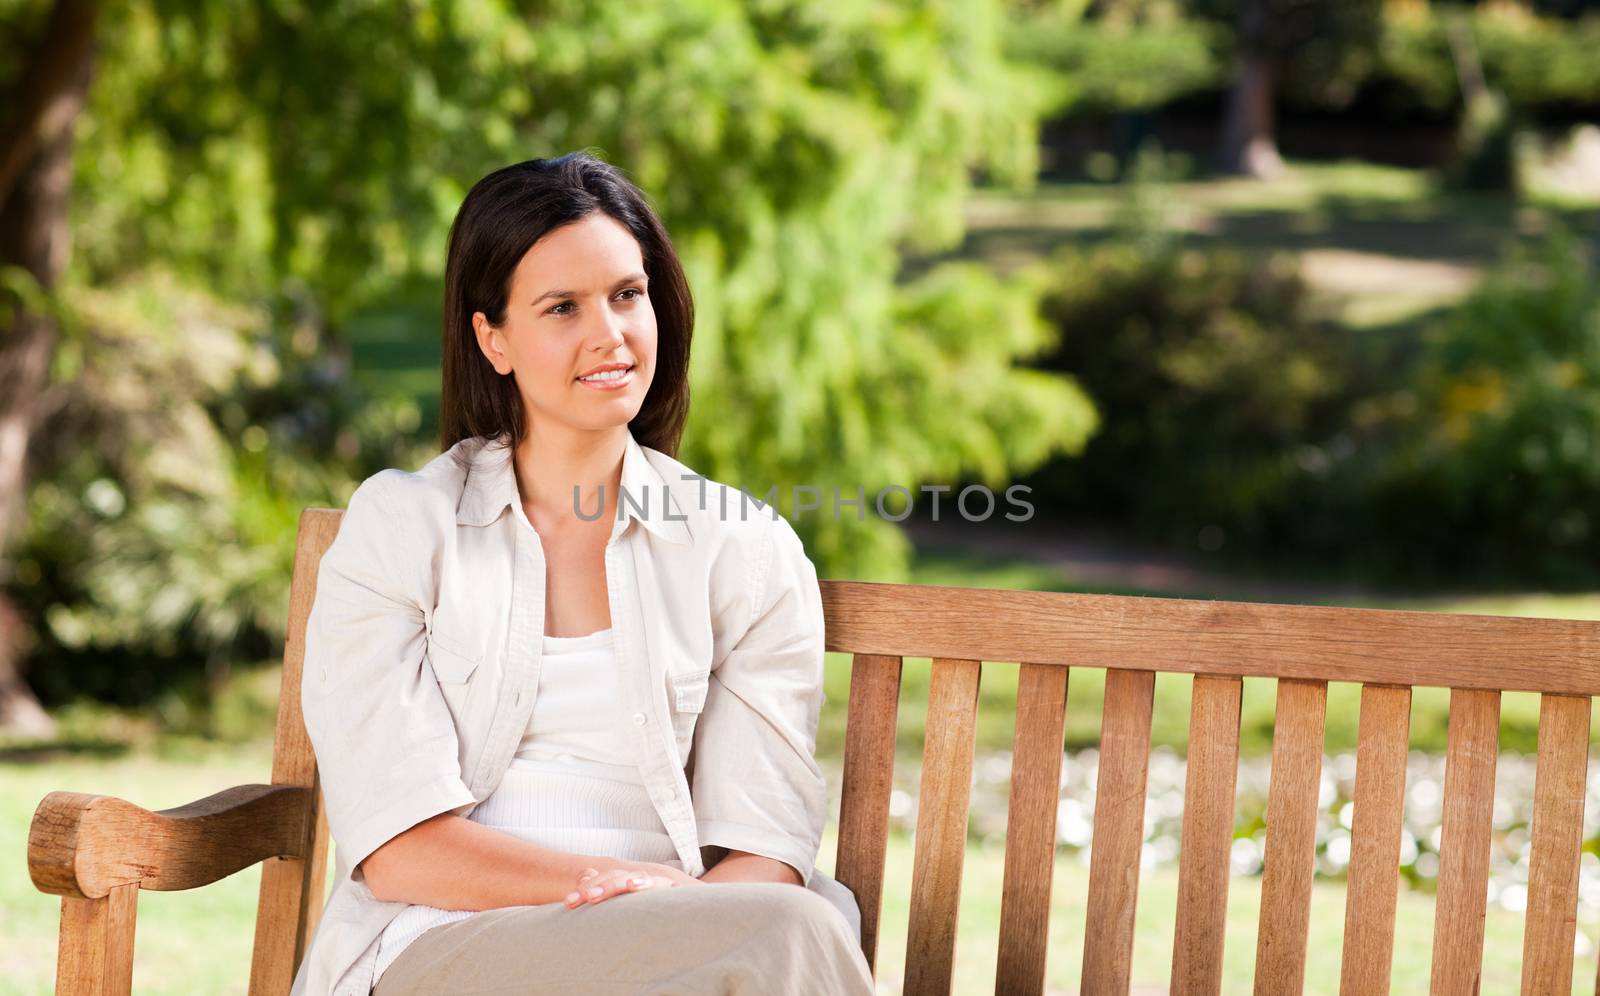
[691,514,829,885]
[301,475,477,883]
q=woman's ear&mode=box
[472,311,511,376]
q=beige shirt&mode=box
[290,429,858,996]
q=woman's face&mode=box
[473,212,656,434]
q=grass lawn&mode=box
[8,732,1600,994]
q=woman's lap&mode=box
[371,881,875,996]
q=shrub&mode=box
[1374,223,1600,584]
[1026,237,1359,557]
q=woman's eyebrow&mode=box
[532,272,647,305]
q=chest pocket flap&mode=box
[670,668,710,714]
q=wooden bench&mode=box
[28,507,1600,994]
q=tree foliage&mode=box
[1,0,1097,706]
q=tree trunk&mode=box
[0,0,101,738]
[1215,0,1282,179]
[1216,50,1283,179]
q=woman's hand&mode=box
[562,861,702,909]
[632,860,702,888]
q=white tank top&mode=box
[372,627,679,984]
[512,626,638,768]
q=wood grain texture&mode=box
[55,883,137,996]
[251,505,341,995]
[1429,688,1501,996]
[1171,675,1242,996]
[904,658,982,996]
[996,663,1069,996]
[1254,678,1328,996]
[834,653,904,980]
[819,580,1600,694]
[1339,684,1412,996]
[1081,667,1157,995]
[1519,693,1589,995]
[29,784,311,900]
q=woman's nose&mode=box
[586,311,627,350]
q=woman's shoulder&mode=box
[641,447,821,650]
[325,444,483,607]
[639,444,818,605]
[340,437,481,533]
[639,444,792,551]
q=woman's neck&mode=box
[512,424,628,529]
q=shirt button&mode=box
[631,712,647,726]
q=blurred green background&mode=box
[4,0,1600,992]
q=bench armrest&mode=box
[29,784,313,900]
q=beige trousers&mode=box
[371,881,876,995]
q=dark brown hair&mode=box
[439,151,693,456]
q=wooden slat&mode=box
[1082,667,1156,994]
[1171,675,1242,996]
[55,883,137,996]
[904,658,982,996]
[996,663,1069,995]
[252,506,341,995]
[820,580,1600,695]
[1254,678,1328,995]
[1339,684,1412,996]
[834,653,904,977]
[1520,693,1589,995]
[1429,688,1501,995]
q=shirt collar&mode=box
[455,428,693,545]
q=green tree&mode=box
[0,0,100,737]
[0,0,1097,729]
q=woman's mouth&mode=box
[576,365,634,390]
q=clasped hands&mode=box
[562,860,702,909]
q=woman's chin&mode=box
[566,392,646,427]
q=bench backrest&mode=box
[821,581,1600,995]
[257,508,1600,995]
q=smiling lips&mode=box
[576,364,634,390]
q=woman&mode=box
[289,153,875,996]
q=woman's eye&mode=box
[548,290,640,316]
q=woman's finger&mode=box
[598,874,658,902]
[565,871,629,907]
[564,872,659,908]
[564,866,605,906]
